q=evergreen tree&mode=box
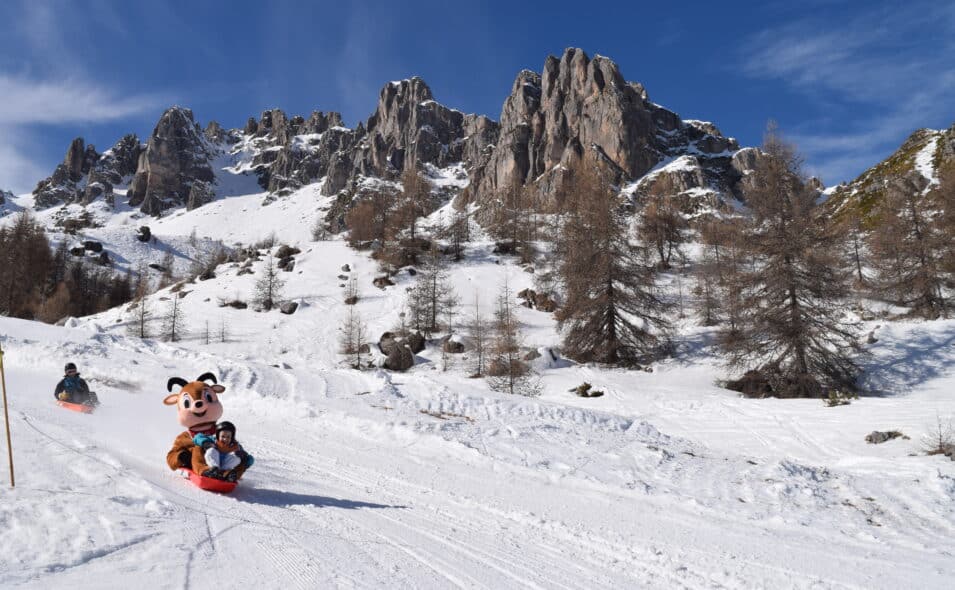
[557,165,670,365]
[253,254,285,311]
[721,125,862,397]
[338,306,368,369]
[869,174,949,318]
[162,296,186,342]
[487,279,539,396]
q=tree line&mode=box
[0,212,132,322]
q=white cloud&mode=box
[0,2,167,194]
[0,75,164,193]
[739,3,955,184]
[0,75,164,125]
[0,126,48,195]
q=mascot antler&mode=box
[167,377,189,392]
[196,372,218,384]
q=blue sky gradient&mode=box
[1,0,952,192]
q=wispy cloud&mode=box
[0,1,165,193]
[0,75,164,125]
[738,2,955,184]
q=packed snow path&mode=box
[1,318,954,589]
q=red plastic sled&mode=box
[177,468,238,493]
[57,400,95,414]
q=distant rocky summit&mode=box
[127,107,216,215]
[29,47,784,219]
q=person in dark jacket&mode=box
[54,362,98,406]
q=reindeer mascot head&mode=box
[164,372,247,479]
[164,372,225,434]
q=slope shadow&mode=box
[858,328,955,396]
[233,487,405,510]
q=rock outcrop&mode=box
[127,106,215,215]
[33,134,144,208]
[83,134,142,206]
[247,77,499,199]
[467,48,744,211]
[26,48,771,221]
[33,138,99,208]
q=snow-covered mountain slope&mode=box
[825,124,955,222]
[2,211,955,587]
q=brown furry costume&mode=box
[164,373,249,480]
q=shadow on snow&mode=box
[233,487,406,510]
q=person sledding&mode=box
[192,421,253,482]
[164,373,253,486]
[54,362,99,406]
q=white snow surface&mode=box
[914,132,941,189]
[1,175,955,588]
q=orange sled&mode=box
[177,468,238,493]
[57,400,95,414]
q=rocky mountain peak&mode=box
[127,105,215,215]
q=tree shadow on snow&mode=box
[233,487,406,510]
[858,328,955,396]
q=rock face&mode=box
[84,134,142,206]
[353,77,494,179]
[33,138,99,208]
[25,48,768,221]
[33,134,143,208]
[246,77,499,199]
[127,107,215,215]
[467,48,744,211]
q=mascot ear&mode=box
[163,393,179,406]
[167,377,188,392]
[196,372,218,384]
[211,384,225,394]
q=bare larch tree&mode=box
[721,125,862,397]
[556,165,670,365]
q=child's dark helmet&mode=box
[216,421,236,436]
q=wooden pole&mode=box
[0,342,14,487]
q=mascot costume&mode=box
[164,372,251,481]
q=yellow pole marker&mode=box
[0,342,14,487]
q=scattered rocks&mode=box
[341,264,350,272]
[378,332,399,355]
[865,431,907,444]
[83,240,103,253]
[523,349,541,361]
[385,345,415,371]
[406,331,426,354]
[275,244,301,259]
[69,247,86,257]
[136,226,152,242]
[96,251,110,266]
[442,337,465,354]
[569,382,604,398]
[373,276,395,289]
[219,300,248,309]
[279,301,299,315]
[517,288,558,312]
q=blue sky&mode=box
[1,0,953,193]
